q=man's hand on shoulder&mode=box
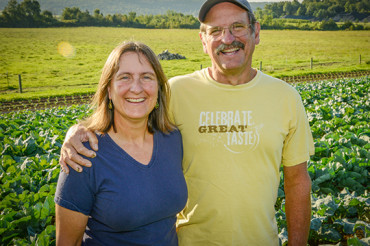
[59,124,98,173]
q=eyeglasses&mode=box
[205,23,252,41]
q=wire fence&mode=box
[0,72,96,94]
[0,55,369,94]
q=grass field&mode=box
[0,27,369,100]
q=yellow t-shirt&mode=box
[169,69,315,246]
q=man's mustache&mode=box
[216,41,245,55]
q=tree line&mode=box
[255,0,369,30]
[0,0,57,27]
[58,8,199,29]
[259,0,369,20]
[0,0,199,28]
[0,0,369,30]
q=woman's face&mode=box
[108,51,158,125]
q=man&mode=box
[60,0,315,245]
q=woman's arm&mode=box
[55,205,89,246]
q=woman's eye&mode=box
[142,75,155,81]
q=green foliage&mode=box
[58,7,200,29]
[0,0,58,27]
[0,0,199,28]
[276,77,370,245]
[1,0,369,30]
[0,105,90,245]
[307,190,369,245]
[261,0,369,21]
[255,0,369,31]
[33,0,202,16]
[253,14,368,31]
[320,19,339,30]
[0,78,369,245]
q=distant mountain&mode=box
[0,0,269,16]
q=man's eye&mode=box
[209,28,222,36]
[233,24,245,30]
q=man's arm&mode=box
[283,161,311,246]
[55,205,88,245]
[59,124,98,173]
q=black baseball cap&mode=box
[198,0,254,22]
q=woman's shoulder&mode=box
[157,129,182,146]
[158,128,181,138]
[82,132,114,159]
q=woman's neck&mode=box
[108,117,154,165]
[109,117,151,147]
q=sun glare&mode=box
[57,41,76,58]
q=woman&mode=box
[54,41,188,245]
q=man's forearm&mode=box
[284,164,312,246]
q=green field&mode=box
[0,27,369,100]
[0,77,368,245]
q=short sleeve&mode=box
[54,166,95,216]
[282,91,315,166]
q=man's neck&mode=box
[208,67,257,86]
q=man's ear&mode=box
[254,22,261,45]
[199,32,208,54]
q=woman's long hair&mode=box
[81,41,176,134]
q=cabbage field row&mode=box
[0,77,369,245]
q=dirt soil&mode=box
[1,71,369,113]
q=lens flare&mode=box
[57,41,75,58]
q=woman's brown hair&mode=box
[82,41,176,134]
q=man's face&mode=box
[200,2,260,76]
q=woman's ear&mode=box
[107,86,111,99]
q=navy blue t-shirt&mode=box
[55,130,187,245]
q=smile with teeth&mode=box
[221,47,240,54]
[126,98,145,103]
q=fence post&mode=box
[200,64,202,69]
[359,54,361,64]
[18,74,22,93]
[259,61,262,71]
[310,58,313,69]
